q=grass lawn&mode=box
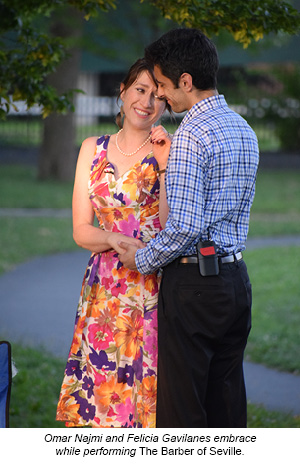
[0,217,77,273]
[1,164,300,428]
[248,169,300,237]
[244,246,300,374]
[9,345,66,428]
[8,343,300,428]
[0,165,73,208]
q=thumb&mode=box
[118,241,128,249]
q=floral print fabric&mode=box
[56,135,161,428]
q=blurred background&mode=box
[1,0,300,178]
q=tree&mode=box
[1,0,116,180]
[152,0,300,46]
[38,7,84,181]
[0,0,116,119]
[38,0,174,181]
[1,0,300,180]
[1,0,300,119]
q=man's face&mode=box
[154,65,188,113]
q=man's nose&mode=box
[141,92,154,108]
[157,85,164,98]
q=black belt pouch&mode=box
[196,240,219,276]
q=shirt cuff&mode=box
[135,247,154,275]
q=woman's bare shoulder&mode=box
[81,135,99,150]
[76,136,99,164]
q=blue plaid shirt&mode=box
[136,95,259,274]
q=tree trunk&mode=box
[38,9,83,181]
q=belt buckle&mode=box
[180,256,198,264]
[220,252,242,264]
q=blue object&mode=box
[0,341,12,428]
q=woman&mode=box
[56,58,171,427]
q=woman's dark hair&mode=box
[145,28,219,90]
[116,58,171,128]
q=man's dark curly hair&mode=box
[145,28,219,90]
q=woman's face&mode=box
[120,70,166,130]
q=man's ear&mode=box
[179,73,193,92]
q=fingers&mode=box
[150,126,171,145]
[114,242,126,255]
[117,241,131,255]
[118,241,128,249]
[118,240,145,250]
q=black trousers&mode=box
[156,258,252,428]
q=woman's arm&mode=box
[72,136,144,254]
[151,126,172,229]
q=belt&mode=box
[179,252,243,264]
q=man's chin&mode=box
[172,105,185,113]
[166,101,183,113]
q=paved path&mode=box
[1,237,300,416]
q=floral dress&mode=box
[56,135,161,428]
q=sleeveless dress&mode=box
[56,135,161,428]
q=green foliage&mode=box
[0,0,116,118]
[0,0,300,119]
[150,0,300,46]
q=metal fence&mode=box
[1,96,299,153]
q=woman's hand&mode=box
[108,232,146,255]
[150,125,172,170]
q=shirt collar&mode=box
[180,94,227,127]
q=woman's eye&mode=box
[136,88,145,93]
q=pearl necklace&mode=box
[115,129,151,157]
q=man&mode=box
[119,28,259,428]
